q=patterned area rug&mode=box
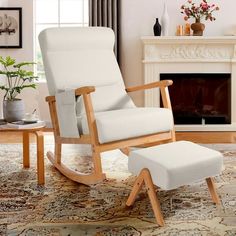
[0,142,236,236]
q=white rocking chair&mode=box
[39,27,175,185]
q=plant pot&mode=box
[3,99,25,122]
[191,20,205,36]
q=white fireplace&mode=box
[142,36,236,131]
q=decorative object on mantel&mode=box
[184,23,191,36]
[181,0,220,36]
[176,25,184,36]
[191,18,205,36]
[0,56,38,122]
[161,3,169,36]
[176,23,190,36]
[153,18,161,36]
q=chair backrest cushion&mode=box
[39,27,135,113]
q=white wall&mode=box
[0,0,50,123]
[120,0,236,106]
[1,0,235,123]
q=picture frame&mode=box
[0,7,22,48]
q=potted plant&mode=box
[181,0,219,36]
[0,56,38,122]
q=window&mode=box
[35,0,89,81]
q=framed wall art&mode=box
[0,7,22,48]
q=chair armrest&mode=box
[125,80,173,93]
[126,80,173,110]
[75,86,95,96]
[45,86,95,103]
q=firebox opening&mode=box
[160,73,231,125]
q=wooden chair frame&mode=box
[45,80,176,185]
[126,168,221,226]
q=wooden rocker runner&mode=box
[39,27,176,185]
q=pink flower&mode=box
[180,0,219,21]
[201,3,209,11]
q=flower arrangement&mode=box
[181,0,219,22]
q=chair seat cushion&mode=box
[128,141,224,190]
[80,107,173,144]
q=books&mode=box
[0,120,45,129]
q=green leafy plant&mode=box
[0,56,38,101]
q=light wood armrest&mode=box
[126,80,173,110]
[45,86,95,103]
[126,80,173,93]
[75,86,95,96]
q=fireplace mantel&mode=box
[142,36,236,131]
[142,36,236,44]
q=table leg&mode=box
[35,130,45,185]
[23,131,30,168]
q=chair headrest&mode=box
[39,27,115,52]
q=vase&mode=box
[161,3,169,36]
[3,99,25,122]
[153,18,162,36]
[191,19,205,36]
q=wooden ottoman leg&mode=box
[126,168,165,227]
[143,169,165,226]
[206,177,220,205]
[126,171,144,207]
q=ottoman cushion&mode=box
[128,141,223,190]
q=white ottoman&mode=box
[126,141,224,226]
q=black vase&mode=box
[153,18,161,36]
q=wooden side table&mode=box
[0,125,45,185]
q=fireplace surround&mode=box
[142,36,236,131]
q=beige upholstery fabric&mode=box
[129,141,224,190]
[39,27,135,114]
[80,108,174,144]
[39,27,174,143]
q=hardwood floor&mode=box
[1,131,236,144]
[176,132,236,143]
